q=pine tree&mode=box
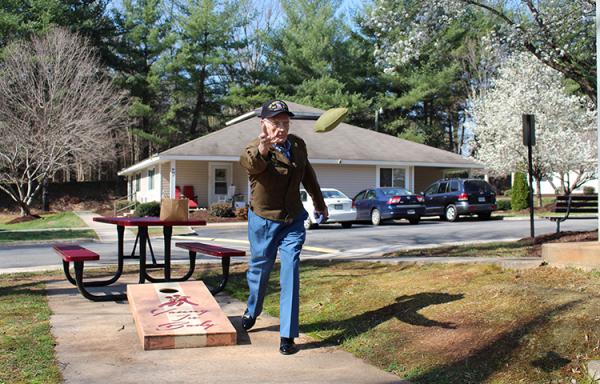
[167,0,249,139]
[112,0,174,162]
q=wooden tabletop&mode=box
[93,217,206,227]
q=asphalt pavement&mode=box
[0,216,596,273]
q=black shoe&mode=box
[241,309,255,331]
[279,337,298,355]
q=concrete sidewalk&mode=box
[74,211,137,243]
[47,276,406,384]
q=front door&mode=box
[208,162,233,205]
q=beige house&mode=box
[119,102,483,206]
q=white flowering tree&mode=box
[366,0,596,105]
[469,52,596,205]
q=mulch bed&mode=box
[5,214,42,224]
[189,209,246,223]
[523,230,598,257]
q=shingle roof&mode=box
[160,101,480,166]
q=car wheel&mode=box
[445,205,458,222]
[409,217,420,225]
[371,209,381,226]
[478,212,492,220]
[341,222,352,229]
[304,218,317,230]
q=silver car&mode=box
[300,188,357,229]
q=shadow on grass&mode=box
[0,279,64,297]
[408,299,583,384]
[298,292,464,350]
[531,351,571,372]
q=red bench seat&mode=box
[175,242,245,295]
[175,242,246,257]
[53,244,100,262]
[54,244,126,302]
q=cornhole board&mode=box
[127,281,237,350]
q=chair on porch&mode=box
[183,185,199,209]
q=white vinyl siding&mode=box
[311,164,375,199]
[232,162,249,204]
[161,163,170,198]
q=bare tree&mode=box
[0,28,129,216]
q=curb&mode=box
[0,237,97,248]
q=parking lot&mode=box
[192,217,598,255]
[0,217,596,272]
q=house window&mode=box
[214,168,227,195]
[135,173,141,192]
[380,168,406,188]
[148,169,155,190]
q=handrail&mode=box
[113,192,137,216]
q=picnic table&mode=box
[54,216,246,301]
[93,217,207,283]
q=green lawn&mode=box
[208,261,600,384]
[386,240,533,258]
[0,212,96,243]
[0,212,87,230]
[0,229,97,243]
[0,274,61,384]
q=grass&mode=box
[0,229,97,243]
[208,261,600,384]
[0,212,87,230]
[0,273,61,384]
[386,241,533,258]
[2,246,599,383]
[0,212,96,243]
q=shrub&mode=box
[496,200,511,211]
[235,207,248,220]
[503,188,512,197]
[134,201,161,217]
[583,186,596,195]
[511,172,530,211]
[209,202,235,217]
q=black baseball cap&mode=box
[259,99,295,118]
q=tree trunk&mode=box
[447,110,454,152]
[535,178,543,208]
[18,201,31,217]
[189,66,207,137]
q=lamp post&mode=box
[523,114,535,239]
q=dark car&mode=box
[421,178,497,222]
[353,187,425,225]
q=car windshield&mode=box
[322,190,346,199]
[464,180,493,193]
[379,188,411,196]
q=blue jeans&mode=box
[246,208,307,338]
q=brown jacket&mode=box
[240,134,326,222]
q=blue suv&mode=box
[421,178,497,221]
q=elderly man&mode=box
[239,99,328,355]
